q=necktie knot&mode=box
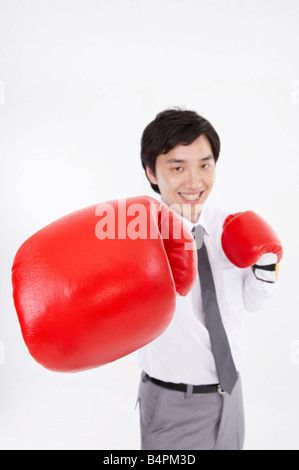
[191,225,204,250]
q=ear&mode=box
[145,166,158,186]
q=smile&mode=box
[179,192,203,201]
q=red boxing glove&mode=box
[12,196,197,372]
[221,211,283,283]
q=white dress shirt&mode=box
[138,203,274,385]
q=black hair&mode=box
[140,107,221,194]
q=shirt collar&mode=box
[159,197,211,236]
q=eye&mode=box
[172,166,183,172]
[201,163,211,170]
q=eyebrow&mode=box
[166,155,214,164]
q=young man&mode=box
[136,108,277,450]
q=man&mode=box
[136,108,277,450]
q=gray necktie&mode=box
[192,225,238,395]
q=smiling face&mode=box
[146,134,216,223]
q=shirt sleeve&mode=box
[242,266,275,312]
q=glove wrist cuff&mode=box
[252,252,279,283]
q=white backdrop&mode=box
[1,0,299,450]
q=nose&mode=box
[185,168,202,190]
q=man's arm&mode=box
[242,267,275,312]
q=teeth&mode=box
[180,193,201,200]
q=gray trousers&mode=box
[136,371,245,450]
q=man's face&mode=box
[146,134,216,222]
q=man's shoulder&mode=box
[203,206,230,230]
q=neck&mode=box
[181,203,203,223]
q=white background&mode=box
[1,0,299,450]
